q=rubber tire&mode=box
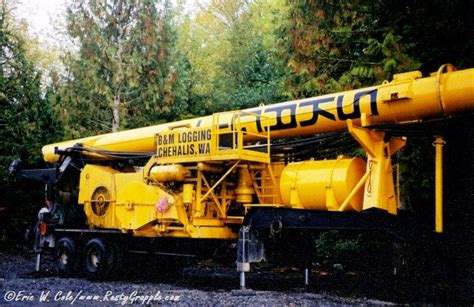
[83,238,113,278]
[55,237,78,275]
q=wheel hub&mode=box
[60,252,68,265]
[89,250,99,268]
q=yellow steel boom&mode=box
[42,65,474,163]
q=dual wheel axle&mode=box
[54,236,123,277]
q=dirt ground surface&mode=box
[0,249,470,306]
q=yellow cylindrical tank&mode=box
[280,157,366,211]
[149,164,189,182]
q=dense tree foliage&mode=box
[0,1,63,240]
[178,0,287,115]
[378,0,474,71]
[60,0,189,137]
[277,0,421,98]
[0,2,62,179]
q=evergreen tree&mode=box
[61,0,189,137]
[0,2,60,173]
[178,0,286,115]
[278,0,419,98]
[0,1,63,240]
[375,0,474,71]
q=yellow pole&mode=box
[433,136,446,233]
[195,170,203,218]
[338,171,370,212]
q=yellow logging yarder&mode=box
[19,65,474,279]
[43,65,474,240]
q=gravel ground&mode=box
[0,251,398,306]
[3,248,472,306]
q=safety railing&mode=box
[211,110,270,163]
